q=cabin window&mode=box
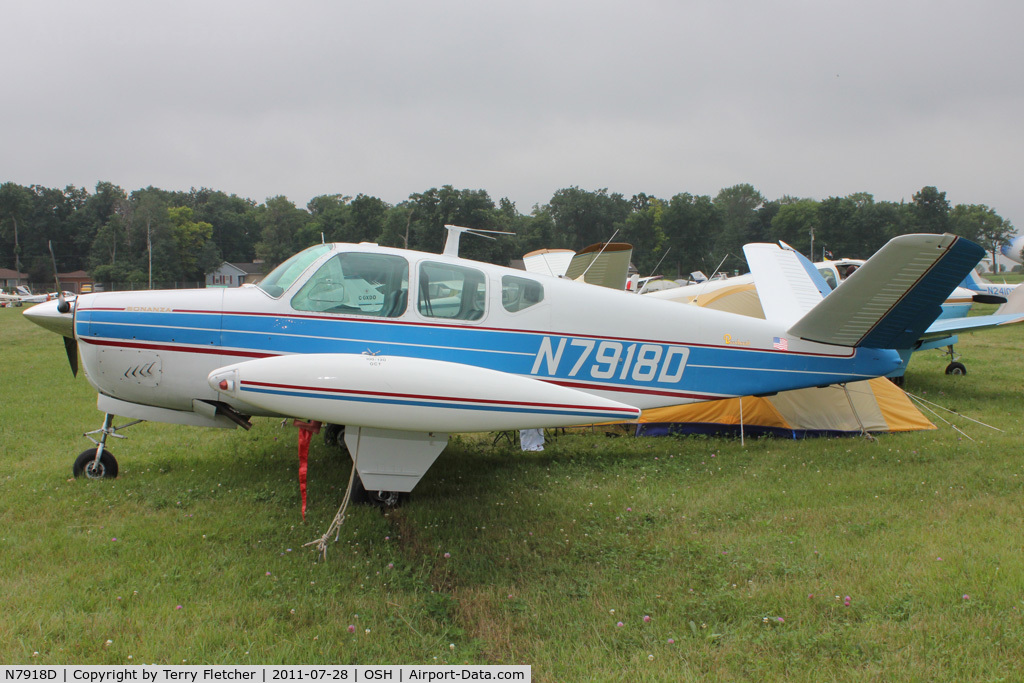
[291,252,409,316]
[417,262,487,320]
[817,267,837,291]
[501,275,544,312]
[258,244,333,297]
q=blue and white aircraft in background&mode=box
[24,229,983,504]
[648,249,1024,382]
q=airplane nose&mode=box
[23,298,75,338]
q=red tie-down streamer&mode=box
[293,420,322,520]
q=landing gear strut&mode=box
[943,344,967,376]
[73,413,142,479]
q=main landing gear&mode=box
[322,423,406,508]
[72,413,142,479]
[943,344,967,376]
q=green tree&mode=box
[619,195,667,276]
[255,196,311,269]
[712,184,764,269]
[0,182,33,272]
[660,193,721,278]
[185,189,258,263]
[544,187,631,251]
[950,204,1015,270]
[168,206,215,280]
[909,186,950,234]
[770,199,819,256]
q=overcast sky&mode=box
[3,0,1023,233]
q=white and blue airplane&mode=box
[1002,234,1024,264]
[24,229,983,504]
[648,250,1024,381]
[958,269,1020,300]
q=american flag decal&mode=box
[772,336,788,351]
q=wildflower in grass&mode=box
[444,552,451,559]
[348,625,356,633]
[963,594,970,601]
[265,572,271,576]
[667,639,675,645]
[643,615,651,623]
[175,605,183,610]
[616,621,624,627]
[648,655,654,661]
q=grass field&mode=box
[2,295,1023,680]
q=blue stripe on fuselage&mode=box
[77,308,900,400]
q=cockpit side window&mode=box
[291,252,409,316]
[501,275,544,312]
[417,262,487,320]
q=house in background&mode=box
[0,268,29,289]
[57,270,93,294]
[206,261,264,287]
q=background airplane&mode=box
[646,250,1024,382]
[24,229,982,509]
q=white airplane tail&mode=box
[749,234,985,349]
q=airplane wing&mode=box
[564,242,633,289]
[920,311,1024,341]
[786,233,985,348]
[523,248,575,277]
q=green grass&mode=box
[2,302,1024,680]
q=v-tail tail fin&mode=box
[787,233,984,349]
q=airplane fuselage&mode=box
[66,242,901,423]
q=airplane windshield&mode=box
[257,244,333,298]
[291,252,409,316]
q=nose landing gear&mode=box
[73,413,143,479]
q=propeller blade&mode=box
[63,336,79,377]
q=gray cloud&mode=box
[4,0,1023,230]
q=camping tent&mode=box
[632,377,935,438]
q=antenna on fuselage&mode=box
[442,225,515,257]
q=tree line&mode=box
[0,181,1016,288]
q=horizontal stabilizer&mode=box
[743,243,829,326]
[787,234,985,348]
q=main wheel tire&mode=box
[323,423,345,448]
[945,361,967,376]
[350,474,404,508]
[73,448,119,479]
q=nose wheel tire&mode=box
[73,448,119,479]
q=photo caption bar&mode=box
[0,666,531,683]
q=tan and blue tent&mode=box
[632,377,935,438]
